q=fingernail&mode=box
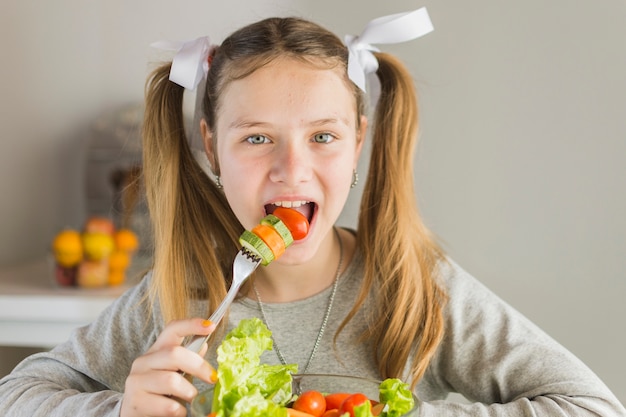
[202,320,213,327]
[210,368,218,384]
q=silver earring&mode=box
[350,169,359,188]
[215,175,223,189]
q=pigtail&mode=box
[354,52,448,387]
[143,63,242,324]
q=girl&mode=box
[1,8,624,417]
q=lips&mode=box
[265,201,316,224]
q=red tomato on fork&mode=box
[293,390,326,417]
[273,207,309,240]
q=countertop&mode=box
[0,257,147,348]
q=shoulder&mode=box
[435,258,525,336]
[94,270,164,340]
[435,257,508,313]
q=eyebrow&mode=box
[309,117,351,127]
[229,117,351,129]
[228,119,267,129]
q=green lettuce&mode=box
[353,401,374,417]
[378,378,414,417]
[352,378,414,417]
[211,318,297,417]
[209,318,414,417]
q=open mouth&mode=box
[265,201,316,225]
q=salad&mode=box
[205,318,415,417]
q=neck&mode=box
[250,227,351,303]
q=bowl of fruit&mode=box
[189,319,418,417]
[51,216,139,288]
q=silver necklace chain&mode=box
[253,227,344,374]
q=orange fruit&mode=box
[113,229,139,253]
[109,250,130,270]
[52,229,83,267]
[107,269,126,286]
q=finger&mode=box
[132,392,188,417]
[132,343,200,373]
[195,342,218,384]
[181,358,217,386]
[124,372,192,417]
[132,343,217,385]
[176,344,217,385]
[149,318,216,353]
[131,369,198,401]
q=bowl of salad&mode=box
[190,318,418,417]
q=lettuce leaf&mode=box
[353,401,374,417]
[230,390,288,417]
[211,318,297,417]
[378,378,414,417]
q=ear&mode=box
[200,119,218,173]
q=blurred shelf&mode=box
[0,257,146,348]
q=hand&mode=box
[121,318,217,417]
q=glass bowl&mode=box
[190,373,419,416]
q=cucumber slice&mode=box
[239,230,275,266]
[260,215,294,248]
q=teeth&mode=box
[274,200,309,208]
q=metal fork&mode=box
[184,248,261,353]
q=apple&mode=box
[54,264,77,286]
[84,216,115,235]
[77,259,109,288]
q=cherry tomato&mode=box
[273,207,309,240]
[293,390,326,417]
[324,393,351,411]
[287,409,317,417]
[338,393,371,417]
[321,410,341,417]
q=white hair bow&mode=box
[345,7,434,92]
[151,36,212,90]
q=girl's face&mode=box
[204,57,366,264]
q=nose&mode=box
[268,140,312,186]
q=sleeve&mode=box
[418,260,626,417]
[0,273,162,417]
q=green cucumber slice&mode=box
[239,230,274,266]
[260,215,294,248]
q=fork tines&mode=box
[241,247,262,261]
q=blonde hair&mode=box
[142,16,447,388]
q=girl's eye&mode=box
[246,134,269,144]
[313,133,335,144]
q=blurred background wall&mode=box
[1,0,624,403]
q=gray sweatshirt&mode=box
[0,252,624,416]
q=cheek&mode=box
[324,151,357,179]
[219,155,266,220]
[319,161,353,196]
[218,149,248,181]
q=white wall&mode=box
[1,0,624,404]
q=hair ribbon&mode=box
[151,36,212,90]
[345,7,434,92]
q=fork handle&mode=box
[183,283,240,353]
[184,334,209,353]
